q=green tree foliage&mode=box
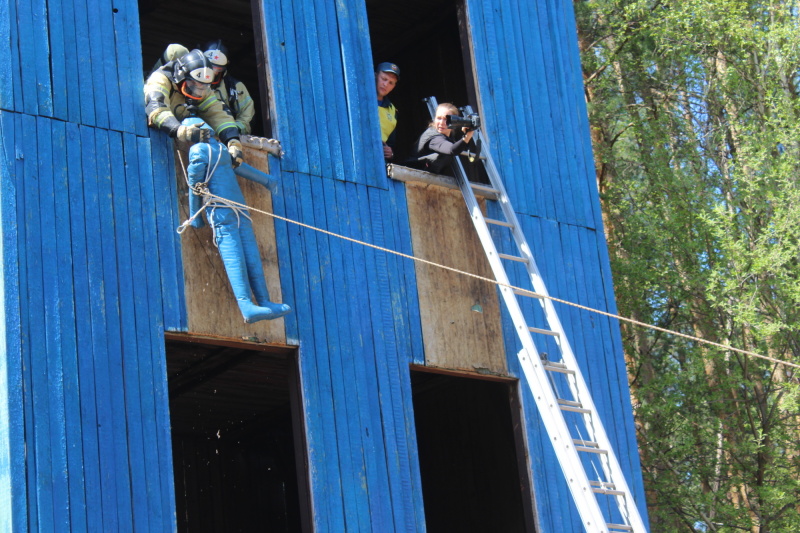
[575,1,800,530]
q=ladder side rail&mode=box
[450,156,613,532]
[465,115,647,532]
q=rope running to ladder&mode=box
[191,189,800,372]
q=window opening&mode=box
[411,369,536,532]
[166,337,311,532]
[366,0,478,165]
[138,0,272,136]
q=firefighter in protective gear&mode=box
[144,49,243,164]
[204,41,256,135]
[180,117,291,323]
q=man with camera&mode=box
[408,102,480,175]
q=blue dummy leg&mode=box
[234,162,279,193]
[215,222,291,323]
[238,219,283,308]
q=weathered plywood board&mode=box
[178,146,287,343]
[405,182,506,374]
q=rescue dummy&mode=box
[178,117,291,323]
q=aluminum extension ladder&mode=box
[424,97,648,533]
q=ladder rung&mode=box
[543,361,575,375]
[512,287,544,299]
[607,524,634,532]
[557,399,591,414]
[470,182,500,196]
[484,217,514,228]
[573,439,601,449]
[575,445,609,455]
[498,253,529,263]
[593,486,626,496]
[529,326,559,337]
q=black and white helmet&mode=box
[174,49,214,84]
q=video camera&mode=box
[445,113,481,131]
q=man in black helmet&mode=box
[144,48,244,166]
[375,62,400,161]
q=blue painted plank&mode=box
[375,184,426,530]
[82,0,108,128]
[296,172,347,531]
[273,0,310,173]
[363,185,414,531]
[14,0,38,114]
[88,0,122,131]
[149,131,185,330]
[58,0,81,123]
[71,0,95,126]
[31,0,53,116]
[136,135,175,532]
[73,125,105,532]
[19,113,46,532]
[110,131,149,532]
[94,130,134,527]
[47,0,67,120]
[320,0,355,182]
[269,165,300,343]
[38,118,71,532]
[315,177,370,529]
[83,129,120,531]
[278,171,333,530]
[259,0,291,164]
[337,180,392,529]
[0,111,27,532]
[292,0,326,177]
[0,0,14,110]
[58,122,88,532]
[110,0,137,134]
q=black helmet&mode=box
[174,49,214,84]
[174,49,214,100]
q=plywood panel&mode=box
[405,182,506,374]
[179,146,288,343]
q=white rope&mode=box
[187,187,800,372]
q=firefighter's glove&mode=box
[228,139,244,168]
[176,123,211,143]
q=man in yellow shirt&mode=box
[376,62,400,161]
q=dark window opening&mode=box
[366,0,485,178]
[411,369,536,532]
[138,0,272,137]
[166,337,310,533]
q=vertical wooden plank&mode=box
[111,0,142,134]
[31,0,53,116]
[71,0,95,126]
[149,131,185,330]
[136,136,175,532]
[72,125,104,532]
[363,185,415,531]
[296,172,349,531]
[14,0,39,114]
[278,171,334,530]
[38,119,71,532]
[89,0,122,131]
[47,0,67,120]
[337,181,393,529]
[58,0,81,123]
[0,0,14,110]
[109,131,149,532]
[94,130,134,527]
[82,0,108,128]
[57,122,88,533]
[18,114,45,532]
[0,111,27,532]
[319,0,355,182]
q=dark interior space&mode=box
[411,370,535,532]
[138,0,270,136]
[366,0,476,163]
[166,337,309,533]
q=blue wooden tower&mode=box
[0,0,650,531]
